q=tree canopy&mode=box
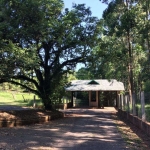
[0,0,99,109]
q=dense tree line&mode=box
[76,0,150,111]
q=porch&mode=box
[65,79,125,108]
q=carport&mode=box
[65,79,125,108]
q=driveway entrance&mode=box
[0,107,128,149]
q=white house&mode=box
[65,79,124,108]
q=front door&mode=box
[89,91,98,107]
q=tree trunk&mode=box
[127,32,134,99]
[41,94,53,110]
[146,0,150,58]
[44,102,53,110]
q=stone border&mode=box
[0,112,64,128]
[118,109,150,136]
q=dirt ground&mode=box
[0,107,150,150]
[0,107,128,150]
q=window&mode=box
[91,91,96,102]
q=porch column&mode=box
[89,91,91,106]
[98,91,100,107]
[71,91,73,107]
[96,91,99,107]
[116,91,118,108]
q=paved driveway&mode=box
[0,107,129,150]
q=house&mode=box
[65,79,125,108]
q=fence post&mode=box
[119,95,121,109]
[11,92,16,100]
[33,95,36,108]
[141,91,146,121]
[120,95,122,110]
[22,95,26,102]
[118,94,120,109]
[127,95,130,113]
[132,93,136,115]
[123,95,125,111]
[120,95,122,109]
[122,94,125,110]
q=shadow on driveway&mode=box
[0,107,129,150]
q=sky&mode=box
[63,0,108,19]
[63,0,108,70]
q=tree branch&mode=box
[9,80,40,96]
[11,75,40,91]
[50,56,84,79]
[34,68,43,85]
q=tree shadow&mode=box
[0,108,128,149]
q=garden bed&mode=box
[0,109,64,127]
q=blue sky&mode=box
[63,0,108,19]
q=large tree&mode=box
[0,0,99,109]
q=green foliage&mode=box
[67,73,77,81]
[144,80,150,92]
[76,68,94,79]
[0,0,99,110]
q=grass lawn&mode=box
[145,104,150,122]
[0,90,43,107]
[135,104,150,122]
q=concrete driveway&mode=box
[0,107,129,150]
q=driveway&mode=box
[0,107,129,150]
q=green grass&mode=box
[0,90,72,109]
[135,104,150,122]
[145,104,150,122]
[0,90,43,107]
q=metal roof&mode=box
[65,79,125,91]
